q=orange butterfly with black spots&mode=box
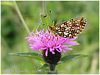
[49,17,87,38]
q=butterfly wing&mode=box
[54,17,87,38]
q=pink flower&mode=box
[26,29,79,56]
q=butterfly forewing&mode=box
[52,17,87,38]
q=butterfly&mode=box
[49,17,87,38]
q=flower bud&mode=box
[42,48,61,65]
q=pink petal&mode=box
[64,47,73,50]
[56,48,62,52]
[45,49,48,56]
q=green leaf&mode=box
[1,2,14,6]
[39,64,49,70]
[9,52,43,61]
[61,54,88,62]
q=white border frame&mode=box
[0,0,99,75]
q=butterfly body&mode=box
[49,17,87,38]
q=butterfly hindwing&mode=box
[51,17,87,38]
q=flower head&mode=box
[26,29,79,56]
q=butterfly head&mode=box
[49,26,56,32]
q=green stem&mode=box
[50,64,56,71]
[42,1,46,15]
[47,64,58,74]
[13,1,30,34]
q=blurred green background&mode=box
[1,1,99,74]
